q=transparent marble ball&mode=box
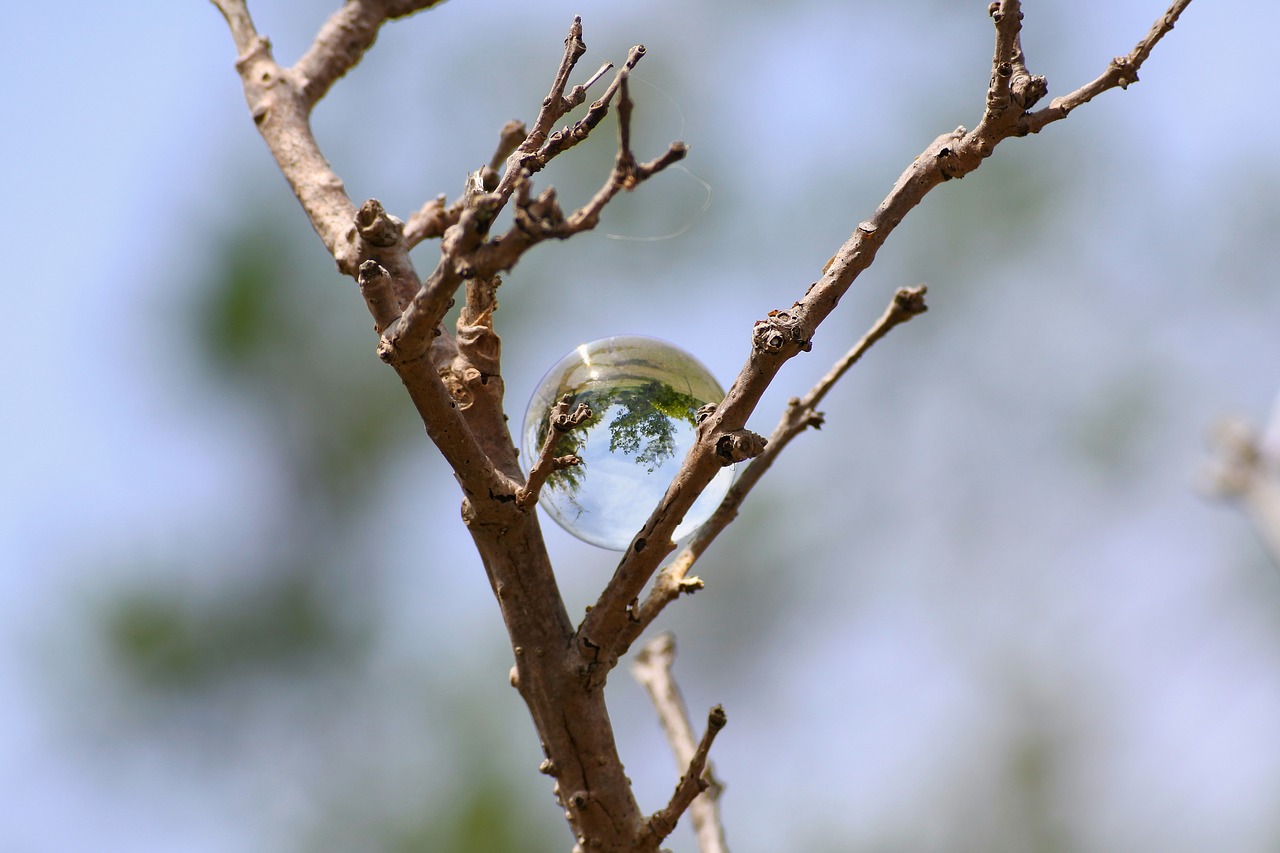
[522,336,735,551]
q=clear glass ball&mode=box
[522,336,735,551]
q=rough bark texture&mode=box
[210,1,1193,848]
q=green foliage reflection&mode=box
[535,380,701,497]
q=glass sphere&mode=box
[522,336,735,551]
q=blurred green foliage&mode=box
[98,199,561,849]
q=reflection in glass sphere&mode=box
[522,336,735,551]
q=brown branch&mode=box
[353,199,419,309]
[467,72,689,279]
[379,27,671,367]
[295,0,448,108]
[576,0,1190,677]
[404,120,528,248]
[1022,0,1192,134]
[641,695,727,845]
[632,634,729,853]
[210,0,358,271]
[357,260,400,333]
[516,395,591,509]
[620,287,928,649]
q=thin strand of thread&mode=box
[577,55,712,242]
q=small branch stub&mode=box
[714,430,767,466]
[751,309,813,356]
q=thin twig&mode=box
[491,16,590,201]
[1023,0,1192,133]
[405,120,529,248]
[464,70,688,279]
[382,28,679,365]
[621,287,929,648]
[632,634,730,853]
[644,706,727,845]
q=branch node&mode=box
[751,309,813,356]
[714,430,768,465]
[354,198,404,247]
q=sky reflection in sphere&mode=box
[522,336,734,551]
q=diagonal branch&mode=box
[642,705,727,846]
[210,0,356,271]
[1022,0,1192,133]
[295,0,449,108]
[575,0,1193,678]
[404,120,528,248]
[632,634,730,853]
[619,287,929,648]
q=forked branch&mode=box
[619,286,930,649]
[213,2,1195,848]
[576,0,1194,673]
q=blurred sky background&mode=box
[4,1,1280,851]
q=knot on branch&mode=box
[1011,72,1048,109]
[514,183,568,238]
[1111,55,1137,89]
[354,198,404,248]
[715,430,767,465]
[694,403,717,426]
[752,309,813,356]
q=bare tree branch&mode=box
[632,634,729,853]
[620,287,929,647]
[214,2,1194,847]
[1023,0,1192,133]
[644,703,727,847]
[378,30,682,370]
[295,0,447,107]
[575,0,1192,677]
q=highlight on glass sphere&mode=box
[521,336,736,551]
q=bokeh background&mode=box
[5,1,1280,850]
